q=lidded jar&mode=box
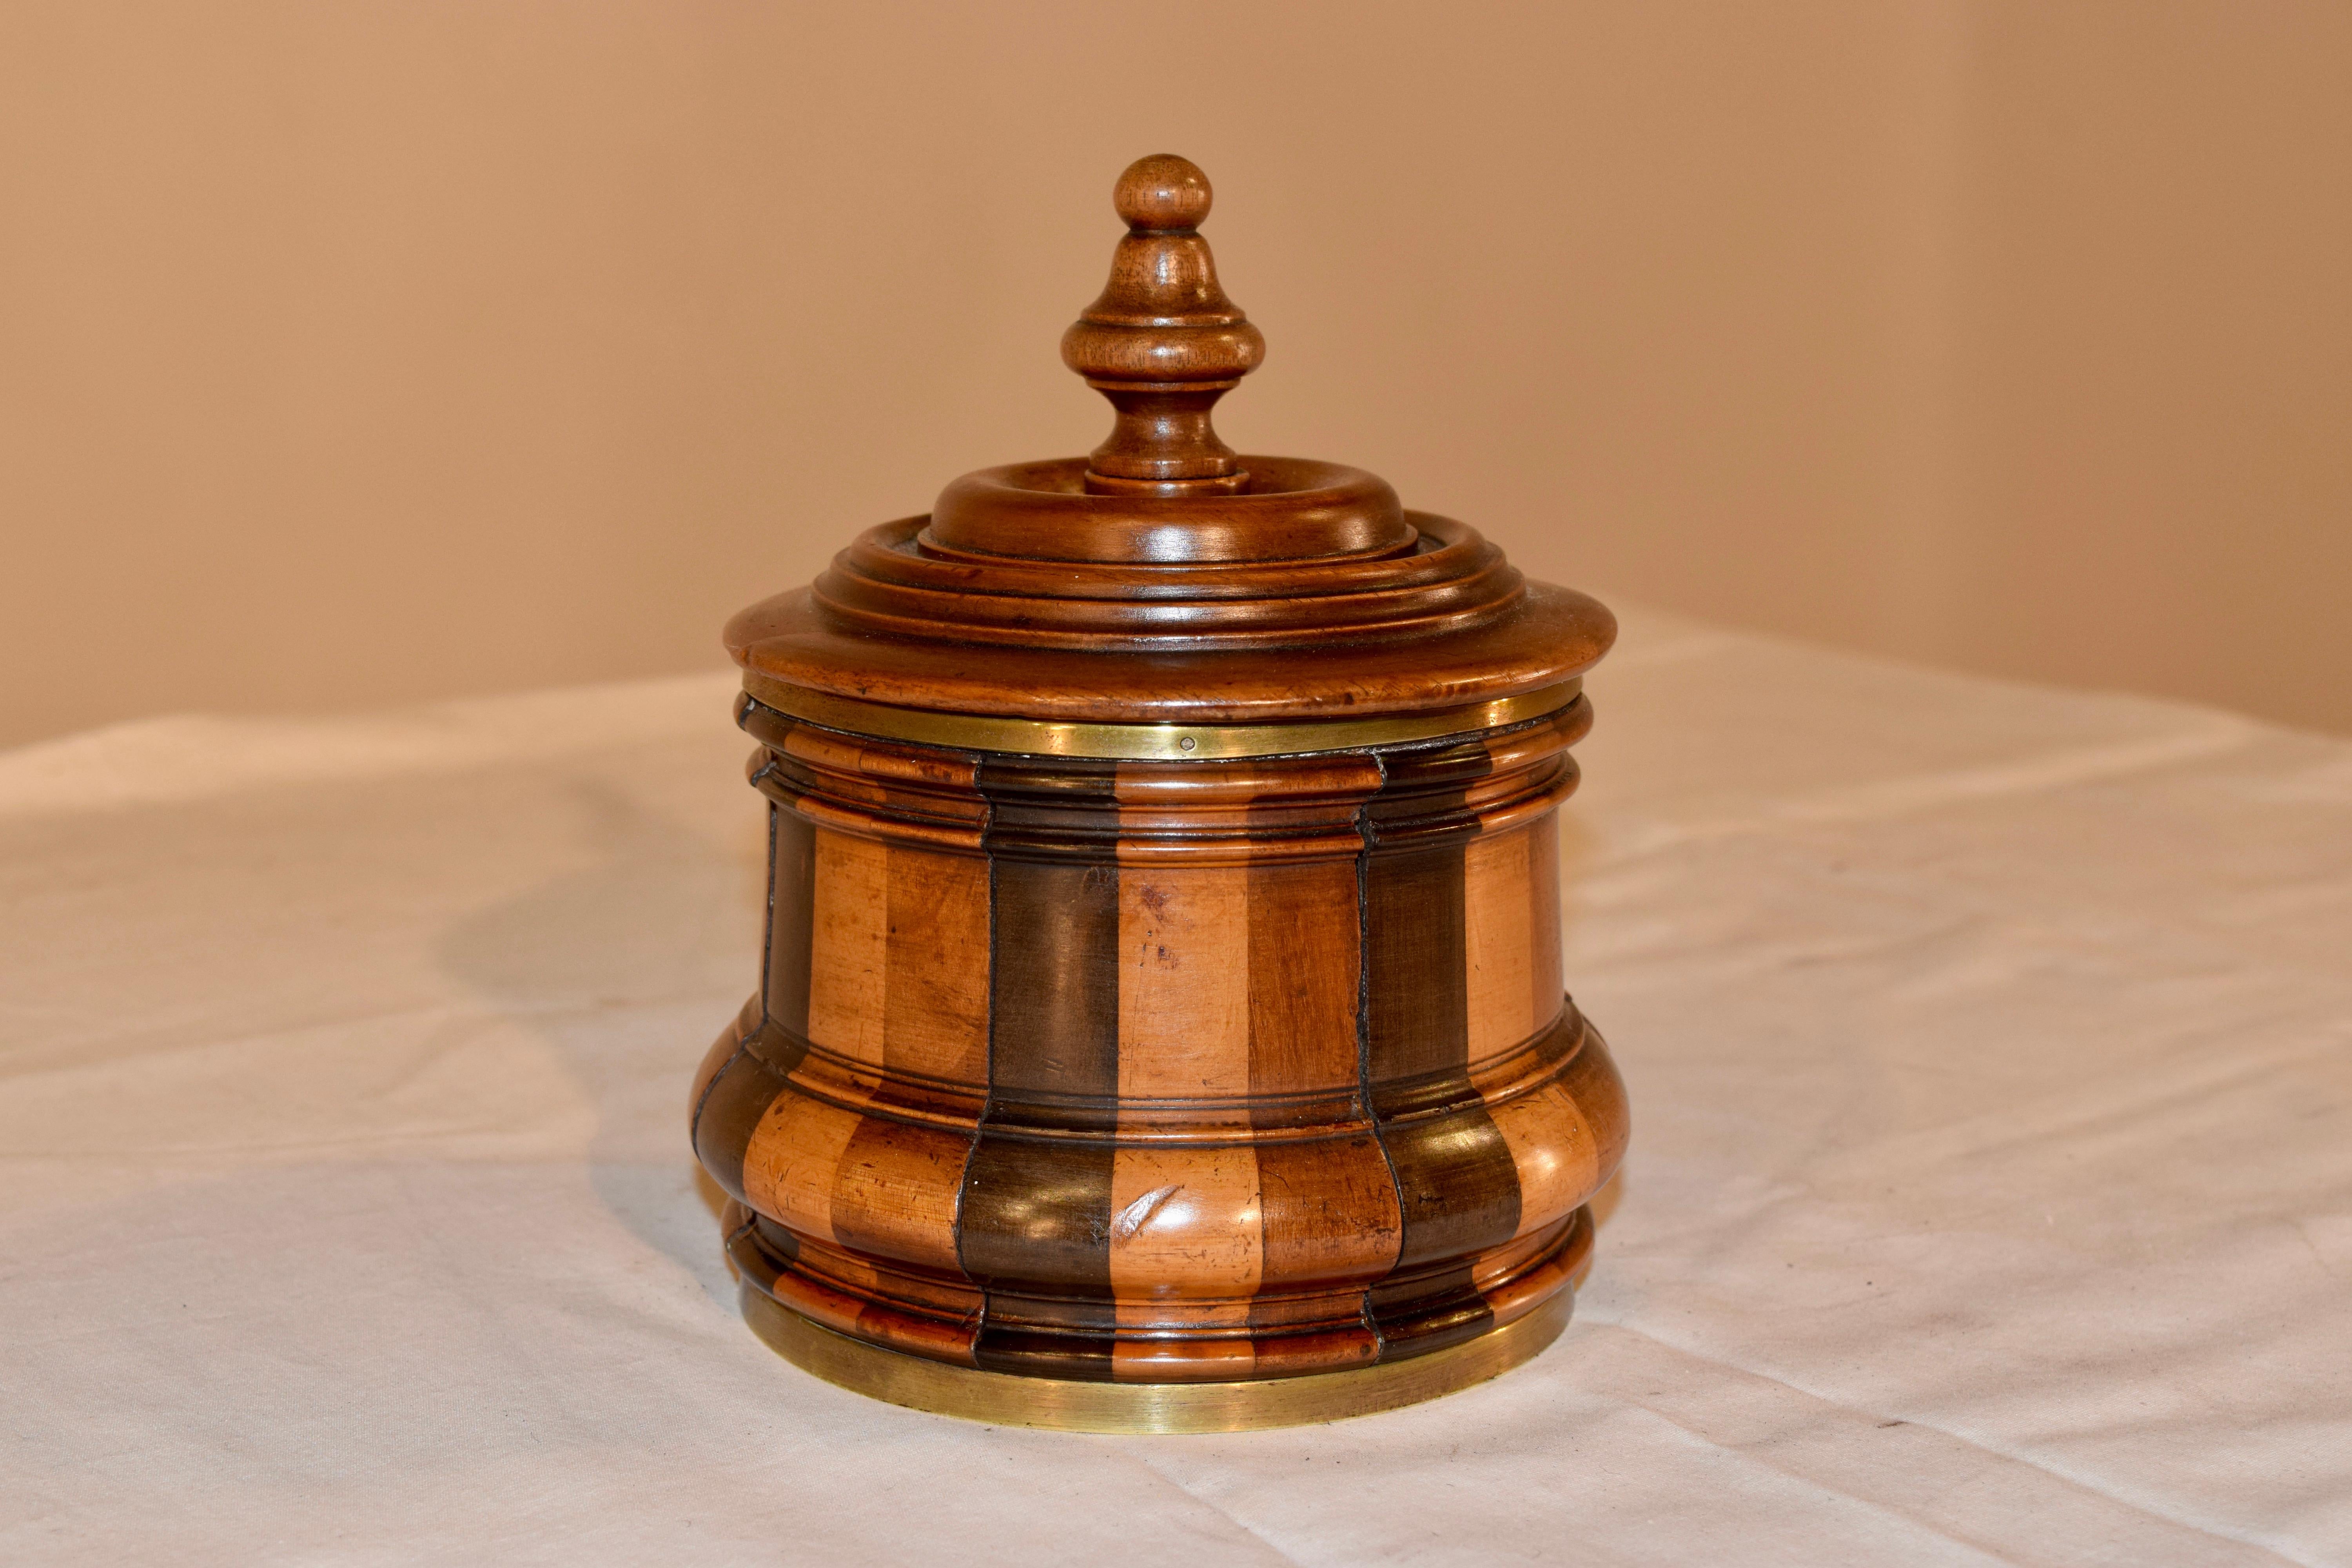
[690,156,1626,1431]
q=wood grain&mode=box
[882,848,990,1087]
[807,828,888,1081]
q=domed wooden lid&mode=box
[726,155,1613,731]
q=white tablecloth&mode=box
[5,606,2347,1566]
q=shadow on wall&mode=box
[435,775,766,1312]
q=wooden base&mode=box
[738,1278,1576,1435]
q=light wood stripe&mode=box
[1463,824,1540,1063]
[831,1116,972,1272]
[1107,1144,1263,1380]
[1111,861,1262,1377]
[1243,860,1362,1109]
[742,1090,862,1242]
[1255,1137,1402,1283]
[807,828,888,1085]
[1486,1080,1602,1245]
[882,848,990,1085]
[1114,864,1252,1104]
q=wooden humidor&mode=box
[690,156,1626,1431]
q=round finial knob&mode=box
[1063,155,1265,494]
[1113,154,1212,233]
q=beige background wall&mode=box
[5,1,2347,748]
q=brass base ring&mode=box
[737,1285,1576,1434]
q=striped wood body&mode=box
[691,693,1628,1383]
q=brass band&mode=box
[742,675,1582,760]
[739,1283,1575,1434]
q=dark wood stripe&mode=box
[971,754,1124,858]
[961,762,1122,1374]
[1359,737,1525,1359]
[962,1136,1119,1380]
[969,1325,1118,1381]
[1367,1261,1495,1359]
[1364,842,1470,1100]
[757,798,778,1018]
[1380,1107,1523,1266]
[749,1209,803,1267]
[980,857,1121,1126]
[688,991,760,1125]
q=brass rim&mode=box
[741,675,1581,760]
[737,1286,1575,1434]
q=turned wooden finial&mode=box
[1062,154,1266,495]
